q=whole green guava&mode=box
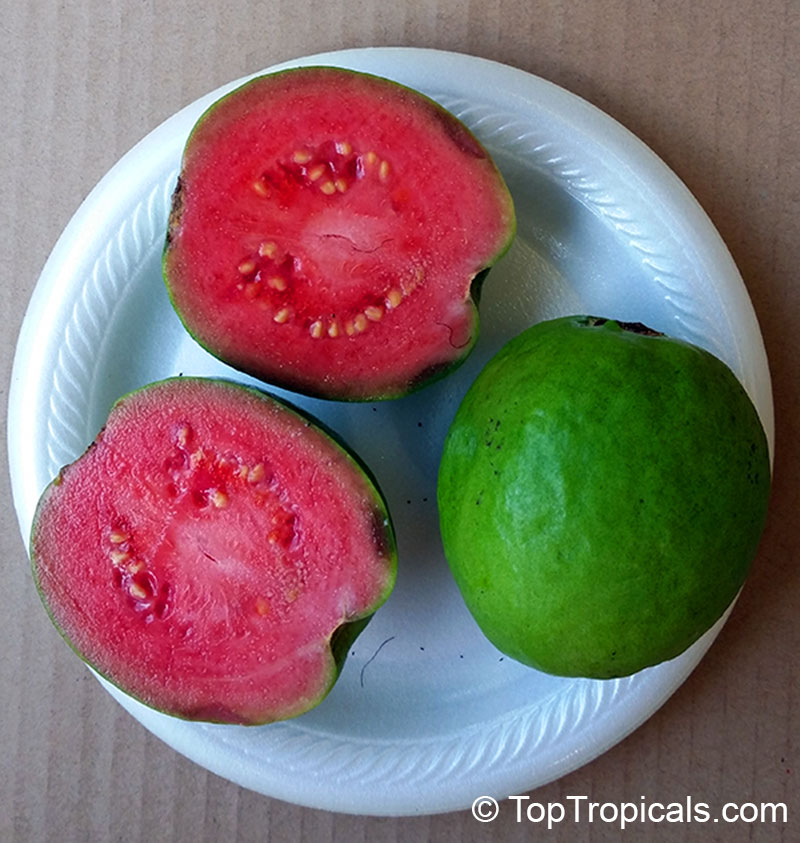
[437,315,771,678]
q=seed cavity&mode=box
[150,437,303,616]
[238,145,418,333]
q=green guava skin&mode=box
[437,316,771,678]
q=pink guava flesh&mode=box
[30,378,396,724]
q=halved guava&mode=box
[30,377,396,724]
[163,67,515,400]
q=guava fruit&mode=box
[30,377,396,724]
[437,315,771,678]
[163,66,515,401]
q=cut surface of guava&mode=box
[163,66,515,400]
[437,315,772,679]
[30,377,396,724]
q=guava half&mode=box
[163,66,515,400]
[437,316,771,678]
[30,377,397,724]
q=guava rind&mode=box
[437,315,771,678]
[30,376,397,724]
[162,66,515,401]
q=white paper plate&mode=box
[8,48,773,816]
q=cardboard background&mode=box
[2,1,797,839]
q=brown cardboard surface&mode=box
[1,1,797,840]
